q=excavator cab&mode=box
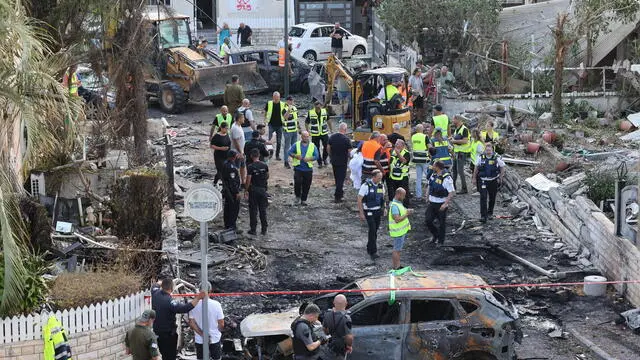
[325,55,411,142]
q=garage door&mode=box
[298,1,353,32]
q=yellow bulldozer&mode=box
[141,8,268,113]
[324,55,411,142]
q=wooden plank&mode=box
[107,300,114,326]
[502,157,540,165]
[81,306,89,332]
[75,307,82,335]
[11,316,19,342]
[26,315,34,341]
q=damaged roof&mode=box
[499,0,640,66]
[356,270,488,298]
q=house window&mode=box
[410,300,458,323]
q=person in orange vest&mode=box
[360,132,385,182]
[398,82,411,109]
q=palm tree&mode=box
[0,0,81,316]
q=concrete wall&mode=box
[1,320,134,360]
[504,172,640,306]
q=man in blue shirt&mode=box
[288,131,319,206]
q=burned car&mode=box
[240,271,521,360]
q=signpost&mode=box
[184,184,222,360]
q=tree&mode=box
[376,0,502,62]
[0,0,81,316]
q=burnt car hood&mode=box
[240,308,299,337]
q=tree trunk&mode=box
[553,13,570,123]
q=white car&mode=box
[287,22,368,62]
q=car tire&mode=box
[303,50,317,62]
[158,82,186,114]
[352,45,366,57]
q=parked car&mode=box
[75,65,115,120]
[240,271,521,360]
[288,22,368,62]
[228,46,311,94]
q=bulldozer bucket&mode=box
[189,61,268,102]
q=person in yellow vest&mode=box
[43,314,73,360]
[305,101,332,168]
[469,129,485,195]
[210,105,233,138]
[287,131,319,206]
[388,139,411,207]
[376,79,403,110]
[219,37,231,64]
[431,104,449,137]
[282,95,299,169]
[62,65,81,97]
[411,124,429,201]
[481,120,502,153]
[389,187,413,270]
[450,115,471,194]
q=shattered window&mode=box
[459,301,479,315]
[351,301,401,326]
[410,300,458,323]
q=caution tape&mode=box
[143,279,640,299]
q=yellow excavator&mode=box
[325,55,411,141]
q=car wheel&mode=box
[158,82,186,114]
[352,45,366,56]
[303,50,317,62]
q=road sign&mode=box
[184,184,222,222]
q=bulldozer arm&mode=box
[189,61,268,102]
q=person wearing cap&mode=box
[245,148,269,235]
[151,279,205,360]
[244,130,270,166]
[126,310,160,360]
[282,95,300,169]
[188,282,225,360]
[450,115,471,194]
[431,105,449,137]
[221,150,242,231]
[429,127,453,169]
[425,160,455,245]
[288,131,319,206]
[306,101,332,168]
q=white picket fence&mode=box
[0,291,149,344]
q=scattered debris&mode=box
[525,173,560,192]
[619,308,640,333]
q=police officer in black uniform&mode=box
[291,304,328,360]
[244,130,270,165]
[245,148,269,236]
[151,279,205,360]
[322,294,353,360]
[222,150,242,231]
[357,169,386,260]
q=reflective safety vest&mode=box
[478,153,501,179]
[361,140,382,174]
[219,44,228,57]
[385,84,400,102]
[308,108,329,136]
[291,317,319,357]
[63,70,79,96]
[291,141,316,168]
[389,148,410,180]
[429,171,451,198]
[411,133,428,164]
[362,178,384,210]
[216,113,233,129]
[453,125,471,153]
[43,315,72,360]
[283,104,299,133]
[470,140,485,165]
[432,114,449,137]
[380,148,391,175]
[389,199,411,237]
[481,130,500,143]
[279,47,286,68]
[266,101,285,124]
[431,139,452,166]
[398,85,410,108]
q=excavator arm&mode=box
[325,55,353,107]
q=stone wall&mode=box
[504,172,640,306]
[252,28,284,46]
[1,320,134,360]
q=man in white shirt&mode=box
[237,98,255,140]
[425,161,455,245]
[189,284,225,360]
[231,112,247,183]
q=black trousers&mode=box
[223,193,240,229]
[249,188,268,231]
[196,342,222,360]
[365,209,382,255]
[425,201,448,243]
[388,177,410,206]
[294,170,313,201]
[452,152,468,192]
[312,134,329,164]
[480,179,499,219]
[213,160,224,185]
[332,165,347,200]
[157,332,178,360]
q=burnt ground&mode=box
[149,96,640,360]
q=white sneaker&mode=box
[471,192,480,197]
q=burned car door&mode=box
[348,299,407,359]
[404,299,467,360]
[266,51,283,89]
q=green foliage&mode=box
[20,253,50,312]
[584,170,617,206]
[377,0,502,59]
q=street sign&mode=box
[184,184,222,222]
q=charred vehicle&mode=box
[240,271,521,360]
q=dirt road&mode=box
[149,97,639,360]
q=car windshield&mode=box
[289,27,305,37]
[77,70,108,90]
[158,18,190,48]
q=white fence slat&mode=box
[25,315,34,341]
[2,317,10,344]
[60,310,69,336]
[125,295,132,321]
[119,297,125,324]
[11,316,19,342]
[81,306,89,332]
[18,315,26,341]
[99,302,107,329]
[107,300,114,326]
[66,309,75,334]
[40,313,48,338]
[75,307,82,335]
[88,304,96,331]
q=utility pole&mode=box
[284,0,290,97]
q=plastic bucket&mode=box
[583,275,607,296]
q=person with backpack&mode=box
[322,295,354,359]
